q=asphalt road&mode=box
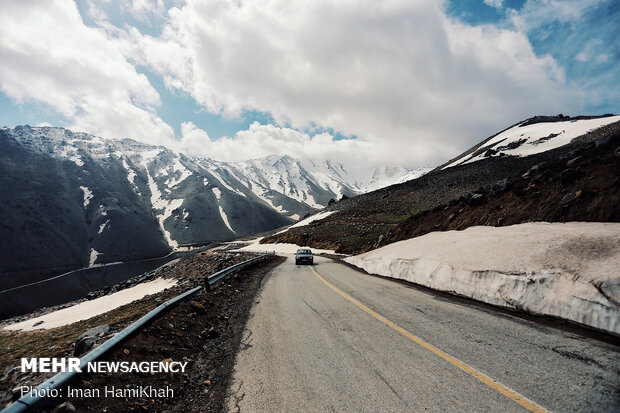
[226,256,620,412]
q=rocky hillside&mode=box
[263,115,620,254]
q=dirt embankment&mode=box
[65,255,284,413]
[263,122,620,254]
[0,251,280,412]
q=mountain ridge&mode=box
[0,125,423,280]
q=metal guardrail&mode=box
[2,253,272,413]
[206,253,272,288]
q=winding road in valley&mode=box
[226,256,619,412]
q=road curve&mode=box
[226,256,619,412]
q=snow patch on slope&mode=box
[218,206,236,234]
[362,166,432,192]
[3,278,178,331]
[276,210,336,234]
[390,168,433,186]
[79,186,93,208]
[163,157,192,189]
[289,211,336,230]
[121,158,139,193]
[98,220,110,234]
[345,222,620,335]
[141,150,182,248]
[212,187,222,200]
[444,116,620,169]
[212,187,235,234]
[236,237,336,255]
[69,154,84,167]
[88,248,100,267]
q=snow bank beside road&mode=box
[345,222,620,335]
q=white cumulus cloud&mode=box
[0,0,174,145]
[130,0,581,166]
[484,0,504,8]
[0,0,592,169]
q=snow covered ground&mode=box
[276,210,336,234]
[345,222,620,335]
[3,278,178,331]
[444,115,620,169]
[234,237,337,255]
[229,210,339,254]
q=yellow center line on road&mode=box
[309,265,549,413]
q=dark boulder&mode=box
[53,401,76,413]
[74,337,95,357]
[560,191,582,208]
[483,148,497,157]
[560,168,584,184]
[468,193,485,206]
[189,300,206,314]
[74,325,110,356]
[491,179,509,195]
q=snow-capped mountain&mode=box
[209,156,430,216]
[0,126,288,276]
[199,155,342,219]
[227,156,356,213]
[359,165,432,192]
[443,114,620,169]
[298,159,430,195]
[0,125,425,278]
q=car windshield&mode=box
[297,249,311,254]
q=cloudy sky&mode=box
[0,0,618,168]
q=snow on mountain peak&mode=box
[1,126,428,225]
[444,115,620,169]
